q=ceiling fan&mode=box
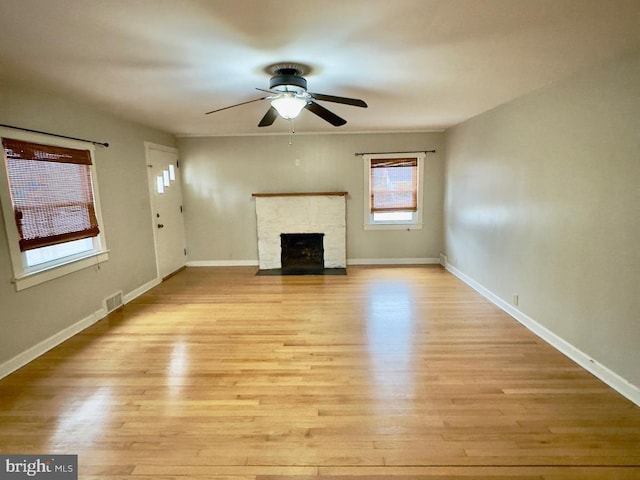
[205,64,368,127]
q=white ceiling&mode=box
[1,0,639,137]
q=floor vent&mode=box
[105,291,123,313]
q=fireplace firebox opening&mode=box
[281,233,324,274]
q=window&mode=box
[0,129,108,290]
[363,152,425,229]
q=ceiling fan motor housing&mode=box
[269,68,308,93]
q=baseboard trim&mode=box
[0,276,163,381]
[348,257,441,265]
[446,262,640,407]
[0,308,104,380]
[187,258,442,267]
[186,260,259,267]
[123,277,161,304]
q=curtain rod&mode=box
[354,149,436,156]
[0,123,109,148]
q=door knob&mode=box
[157,224,164,229]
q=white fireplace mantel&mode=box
[252,192,347,270]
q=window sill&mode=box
[13,250,110,291]
[364,223,423,231]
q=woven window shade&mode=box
[370,157,418,212]
[2,138,100,252]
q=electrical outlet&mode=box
[513,294,519,306]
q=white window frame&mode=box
[363,152,425,230]
[0,128,109,291]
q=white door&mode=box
[145,143,187,279]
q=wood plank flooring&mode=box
[1,266,639,479]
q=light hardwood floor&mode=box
[1,266,639,479]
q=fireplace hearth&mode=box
[281,233,324,274]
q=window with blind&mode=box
[0,129,108,290]
[363,152,425,229]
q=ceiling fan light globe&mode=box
[271,95,307,119]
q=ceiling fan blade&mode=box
[256,87,277,95]
[305,101,347,126]
[205,96,267,115]
[309,92,367,108]
[258,106,279,127]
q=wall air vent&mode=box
[105,291,123,313]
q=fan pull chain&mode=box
[288,120,296,146]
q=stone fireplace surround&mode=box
[252,192,347,271]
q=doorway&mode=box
[145,143,187,279]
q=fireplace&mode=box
[281,233,324,274]
[252,192,347,271]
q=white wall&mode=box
[445,50,640,389]
[0,79,175,370]
[177,132,444,264]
